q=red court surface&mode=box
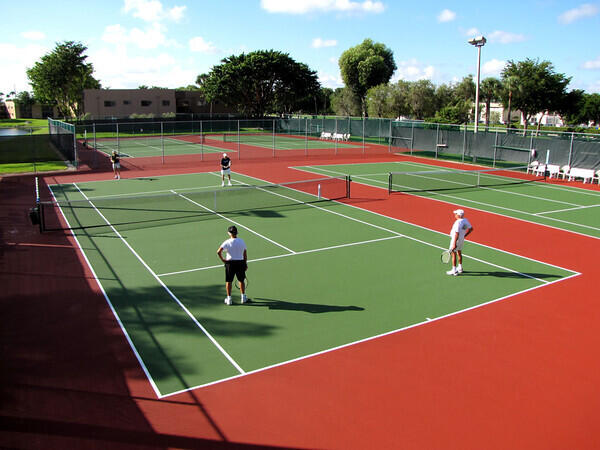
[1,148,599,449]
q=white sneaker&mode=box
[446,269,458,276]
[224,297,232,305]
[241,294,249,304]
[228,181,232,186]
[221,181,225,187]
[457,266,463,274]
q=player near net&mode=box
[217,225,248,305]
[221,153,232,186]
[446,209,473,276]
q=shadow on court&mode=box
[245,297,365,314]
[458,271,563,280]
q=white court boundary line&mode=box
[52,171,581,398]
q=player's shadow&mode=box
[245,297,365,314]
[459,271,562,280]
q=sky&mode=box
[1,0,599,97]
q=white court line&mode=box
[161,270,581,398]
[72,183,246,379]
[157,235,404,277]
[535,204,600,215]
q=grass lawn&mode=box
[0,161,68,174]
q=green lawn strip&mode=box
[0,161,67,174]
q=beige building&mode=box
[5,100,58,119]
[83,89,176,118]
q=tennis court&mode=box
[89,132,360,159]
[297,161,600,238]
[42,170,577,397]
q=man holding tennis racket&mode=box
[221,153,232,186]
[217,225,248,305]
[446,209,473,276]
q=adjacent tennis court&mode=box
[297,161,600,238]
[42,170,577,397]
[89,132,361,158]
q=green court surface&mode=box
[46,171,577,396]
[297,161,600,238]
[91,133,359,158]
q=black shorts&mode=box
[225,260,246,282]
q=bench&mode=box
[567,167,595,183]
[320,132,332,140]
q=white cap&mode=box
[223,153,228,157]
[453,209,465,217]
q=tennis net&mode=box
[40,175,351,232]
[388,165,541,194]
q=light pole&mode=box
[468,35,486,133]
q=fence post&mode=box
[116,122,119,154]
[200,120,203,161]
[493,131,498,167]
[362,117,365,154]
[462,124,466,162]
[435,123,439,158]
[568,132,574,167]
[388,119,392,153]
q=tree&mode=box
[331,87,361,116]
[479,77,502,129]
[389,80,411,119]
[27,41,100,118]
[366,84,392,117]
[501,58,571,132]
[581,93,600,126]
[407,80,436,120]
[199,50,320,117]
[339,38,396,116]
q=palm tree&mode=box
[480,77,502,130]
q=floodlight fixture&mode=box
[468,35,486,133]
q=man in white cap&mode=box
[447,209,473,276]
[220,153,232,186]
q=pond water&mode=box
[0,128,32,136]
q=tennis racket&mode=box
[441,250,451,264]
[235,277,249,290]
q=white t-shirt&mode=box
[450,217,472,247]
[220,237,246,260]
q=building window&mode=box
[104,100,116,107]
[123,100,131,105]
[141,100,152,107]
[162,100,170,106]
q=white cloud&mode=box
[0,43,48,93]
[318,72,344,89]
[20,31,46,41]
[260,0,384,14]
[582,56,600,70]
[437,9,456,23]
[488,30,525,44]
[464,27,480,37]
[89,46,196,88]
[392,59,435,82]
[122,0,186,22]
[482,59,506,76]
[558,3,598,24]
[189,36,218,54]
[312,38,337,48]
[102,23,174,50]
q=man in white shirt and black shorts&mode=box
[221,153,232,186]
[447,209,473,276]
[217,225,248,305]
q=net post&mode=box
[388,172,392,194]
[161,121,165,164]
[347,175,351,198]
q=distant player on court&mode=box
[217,225,248,305]
[221,153,232,186]
[111,150,121,180]
[447,209,473,276]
